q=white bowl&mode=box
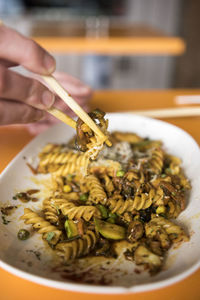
[0,113,200,294]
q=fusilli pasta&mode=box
[18,124,191,277]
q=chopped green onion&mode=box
[46,232,55,242]
[161,174,166,178]
[107,217,115,224]
[116,170,125,177]
[80,193,88,201]
[97,205,108,219]
[107,212,117,224]
[108,212,117,219]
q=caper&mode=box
[17,229,30,240]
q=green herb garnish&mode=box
[46,232,55,242]
[80,193,88,201]
[97,205,108,219]
[116,170,125,177]
[161,174,166,178]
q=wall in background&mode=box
[174,0,200,88]
[2,0,183,89]
[55,0,182,89]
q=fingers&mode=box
[26,103,89,135]
[0,65,55,110]
[0,99,44,125]
[0,58,18,68]
[53,71,92,99]
[0,25,55,75]
[26,119,52,135]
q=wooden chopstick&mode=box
[131,106,200,118]
[47,107,76,129]
[42,75,111,145]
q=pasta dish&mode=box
[16,110,191,276]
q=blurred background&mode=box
[0,0,199,90]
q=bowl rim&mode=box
[1,254,200,294]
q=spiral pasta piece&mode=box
[55,230,97,262]
[20,208,61,244]
[109,189,155,214]
[57,201,100,222]
[148,148,164,174]
[53,192,79,201]
[54,153,90,176]
[43,198,60,224]
[39,143,64,156]
[66,206,100,221]
[53,198,75,212]
[100,174,114,195]
[38,150,90,176]
[86,175,107,205]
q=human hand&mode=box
[0,24,56,125]
[0,24,92,132]
[26,71,92,135]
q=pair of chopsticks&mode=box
[42,75,111,146]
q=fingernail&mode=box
[43,54,56,73]
[42,90,55,108]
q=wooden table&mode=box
[1,89,200,300]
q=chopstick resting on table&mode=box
[131,106,200,118]
[42,75,111,146]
